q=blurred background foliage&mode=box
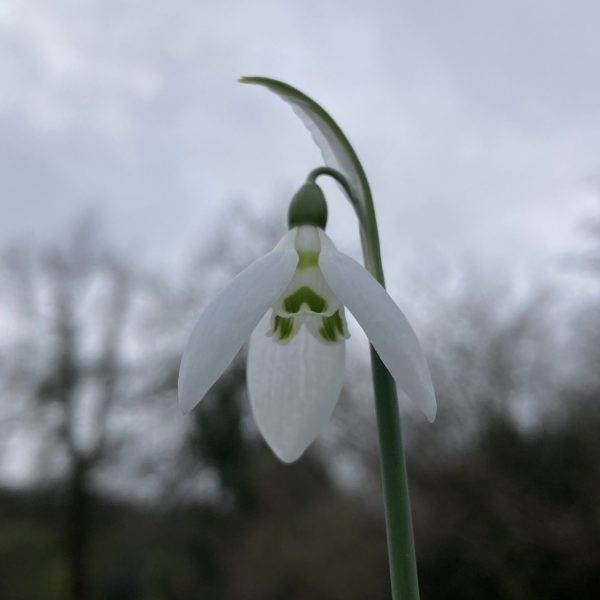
[0,212,599,600]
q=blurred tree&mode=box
[2,209,598,599]
[187,358,257,511]
[1,220,147,600]
[413,398,600,600]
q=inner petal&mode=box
[319,310,348,342]
[268,226,350,345]
[283,286,328,313]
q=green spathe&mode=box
[288,182,328,230]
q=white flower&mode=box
[179,225,436,463]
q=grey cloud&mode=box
[0,0,599,276]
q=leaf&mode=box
[239,76,372,212]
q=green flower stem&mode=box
[239,75,420,599]
[306,166,366,229]
[309,167,420,600]
[371,352,420,600]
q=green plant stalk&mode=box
[309,167,420,600]
[371,351,420,600]
[240,76,421,600]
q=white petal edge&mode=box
[318,232,437,422]
[247,312,345,463]
[178,232,297,413]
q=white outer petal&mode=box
[178,232,297,413]
[318,232,437,422]
[247,312,345,463]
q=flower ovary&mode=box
[287,183,328,229]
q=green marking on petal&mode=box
[272,315,295,341]
[319,310,347,343]
[283,286,328,313]
[297,251,320,270]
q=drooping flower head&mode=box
[179,182,435,462]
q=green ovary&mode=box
[319,310,346,342]
[283,286,328,313]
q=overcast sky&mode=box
[2,0,600,287]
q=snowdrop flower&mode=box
[179,183,435,462]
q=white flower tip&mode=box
[177,382,199,415]
[177,358,206,414]
[423,396,437,423]
[269,441,306,464]
[416,380,437,423]
[178,397,192,415]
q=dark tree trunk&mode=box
[67,458,91,600]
